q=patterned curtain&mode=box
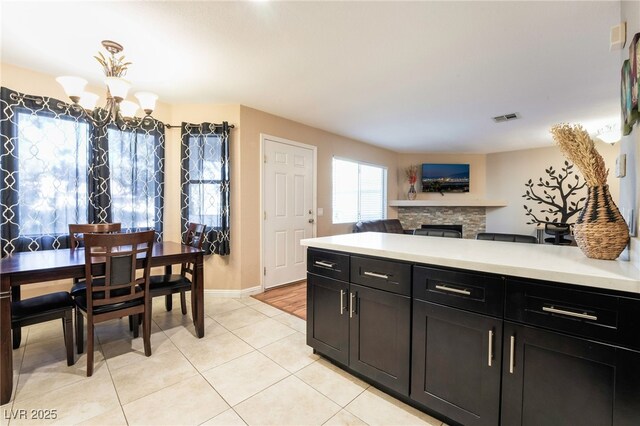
[180,122,230,255]
[0,87,91,255]
[87,108,112,224]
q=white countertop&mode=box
[301,232,640,294]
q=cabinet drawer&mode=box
[307,248,350,282]
[414,266,504,317]
[506,278,640,350]
[350,256,411,296]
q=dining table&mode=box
[0,241,204,405]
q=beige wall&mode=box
[486,143,620,237]
[396,153,486,200]
[238,106,398,289]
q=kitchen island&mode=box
[301,232,640,426]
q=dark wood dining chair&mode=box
[75,230,155,376]
[69,223,122,250]
[149,223,206,317]
[11,292,75,366]
[69,223,122,299]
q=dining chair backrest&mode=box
[181,223,206,278]
[83,230,155,314]
[69,223,122,249]
[413,228,462,238]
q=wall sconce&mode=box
[595,123,621,145]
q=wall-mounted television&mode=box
[421,163,470,193]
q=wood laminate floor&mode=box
[252,281,306,320]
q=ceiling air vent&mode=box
[492,113,519,123]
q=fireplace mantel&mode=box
[389,199,507,207]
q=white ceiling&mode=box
[1,1,624,153]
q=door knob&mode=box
[308,219,315,224]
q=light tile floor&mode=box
[2,295,445,426]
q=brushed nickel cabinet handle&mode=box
[509,335,515,374]
[314,260,335,269]
[340,290,345,315]
[542,306,598,321]
[488,329,494,367]
[363,271,389,280]
[349,292,356,318]
[435,284,471,296]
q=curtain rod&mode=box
[166,123,235,129]
[10,93,235,130]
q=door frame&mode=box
[260,133,317,291]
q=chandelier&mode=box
[56,40,158,128]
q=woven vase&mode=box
[573,185,629,260]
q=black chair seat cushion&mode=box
[70,278,105,298]
[75,286,143,315]
[12,292,74,323]
[149,274,192,292]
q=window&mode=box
[17,111,89,236]
[332,158,387,224]
[186,134,222,226]
[108,127,164,232]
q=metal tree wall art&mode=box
[522,161,587,225]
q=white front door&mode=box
[263,137,315,289]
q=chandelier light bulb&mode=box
[135,92,158,115]
[78,92,99,110]
[105,77,131,101]
[56,76,88,103]
[119,100,139,118]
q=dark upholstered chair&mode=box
[69,223,122,298]
[354,219,407,234]
[150,223,206,316]
[544,223,572,245]
[12,292,75,366]
[75,230,155,376]
[413,228,462,238]
[476,232,538,244]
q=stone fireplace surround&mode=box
[397,206,486,239]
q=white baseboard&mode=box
[204,285,262,298]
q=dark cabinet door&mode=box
[307,273,349,365]
[411,300,502,426]
[349,284,411,396]
[502,322,640,426]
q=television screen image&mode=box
[421,163,470,193]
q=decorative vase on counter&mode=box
[573,185,629,260]
[408,184,417,200]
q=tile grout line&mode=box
[100,334,131,426]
